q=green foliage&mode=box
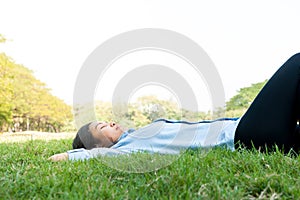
[0,33,271,132]
[0,34,6,43]
[226,80,268,117]
[94,96,212,129]
[0,53,73,132]
[0,53,15,127]
[135,95,181,121]
[93,79,269,128]
[1,140,300,199]
[0,34,73,132]
[0,47,269,132]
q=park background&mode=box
[1,0,299,133]
[0,32,267,133]
[1,1,300,199]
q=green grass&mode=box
[1,140,300,199]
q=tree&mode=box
[226,80,267,117]
[87,81,270,130]
[0,34,73,132]
[0,53,14,128]
[5,58,69,132]
[0,34,6,43]
[133,95,181,122]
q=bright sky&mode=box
[1,0,300,111]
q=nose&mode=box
[110,122,116,127]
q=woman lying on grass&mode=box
[49,53,300,162]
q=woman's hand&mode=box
[48,152,69,162]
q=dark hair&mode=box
[72,123,90,149]
[72,122,114,149]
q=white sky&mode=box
[1,0,300,111]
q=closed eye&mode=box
[100,124,107,129]
[96,122,108,130]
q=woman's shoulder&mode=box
[153,117,240,124]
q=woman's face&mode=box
[93,122,125,143]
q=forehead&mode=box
[88,122,100,131]
[89,121,104,127]
[88,121,105,132]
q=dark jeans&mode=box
[234,53,300,152]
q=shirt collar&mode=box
[117,128,135,142]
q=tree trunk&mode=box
[26,117,30,131]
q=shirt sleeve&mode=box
[67,148,91,161]
[67,148,126,161]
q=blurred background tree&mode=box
[225,80,268,117]
[0,34,73,132]
[0,33,267,132]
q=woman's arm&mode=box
[48,148,92,161]
[48,148,125,161]
[48,152,68,162]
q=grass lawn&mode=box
[1,139,300,199]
